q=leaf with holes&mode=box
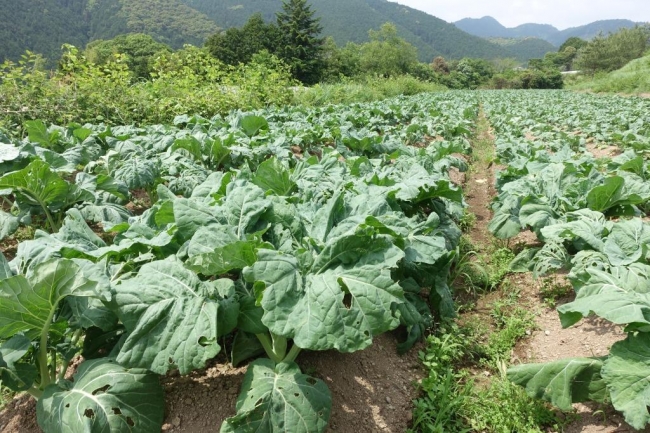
[221,359,331,433]
[244,232,405,353]
[37,358,164,433]
[111,258,239,374]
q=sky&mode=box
[386,0,650,30]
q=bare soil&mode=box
[585,142,621,160]
[0,333,423,433]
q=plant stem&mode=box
[283,344,302,363]
[37,197,58,232]
[37,302,59,390]
[256,333,283,363]
[271,333,287,361]
[57,329,83,382]
[26,386,43,400]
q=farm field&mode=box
[0,90,649,432]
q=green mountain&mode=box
[0,0,219,64]
[547,19,642,46]
[182,0,514,61]
[455,16,641,47]
[488,37,557,61]
[1,0,557,65]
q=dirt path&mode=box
[465,105,647,433]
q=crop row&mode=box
[482,91,650,429]
[0,93,478,432]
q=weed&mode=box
[449,238,487,293]
[458,211,477,232]
[410,326,472,433]
[0,383,15,411]
[462,375,561,433]
[539,277,573,308]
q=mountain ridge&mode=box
[0,0,553,65]
[455,16,642,46]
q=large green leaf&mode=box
[112,258,239,374]
[0,210,19,240]
[488,210,521,239]
[238,115,269,138]
[112,157,158,190]
[507,357,606,411]
[0,259,96,340]
[0,159,94,212]
[558,266,650,330]
[0,252,11,280]
[252,157,296,196]
[245,238,405,353]
[603,219,650,266]
[0,143,20,164]
[221,359,331,433]
[586,176,643,214]
[37,358,164,433]
[187,240,260,276]
[221,182,271,239]
[602,334,650,429]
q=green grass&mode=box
[410,320,558,433]
[293,75,446,107]
[567,53,650,94]
[539,276,573,308]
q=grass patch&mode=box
[293,75,446,107]
[410,320,558,433]
[566,53,650,94]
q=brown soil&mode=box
[0,396,38,433]
[302,333,422,433]
[0,333,422,433]
[586,142,621,160]
[510,272,650,433]
[0,236,18,261]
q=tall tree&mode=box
[206,13,281,65]
[276,0,324,85]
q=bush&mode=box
[0,45,295,131]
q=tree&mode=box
[559,37,588,53]
[575,26,650,74]
[276,0,325,85]
[205,14,281,66]
[359,23,418,77]
[431,56,449,74]
[85,34,171,79]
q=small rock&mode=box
[385,396,392,404]
[388,405,395,411]
[525,330,531,336]
[544,330,551,336]
[172,417,181,428]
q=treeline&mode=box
[528,26,650,74]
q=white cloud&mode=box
[387,0,650,29]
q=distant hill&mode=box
[181,0,514,62]
[455,16,640,46]
[488,37,558,61]
[0,0,559,66]
[546,19,642,46]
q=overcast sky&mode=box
[386,0,650,30]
